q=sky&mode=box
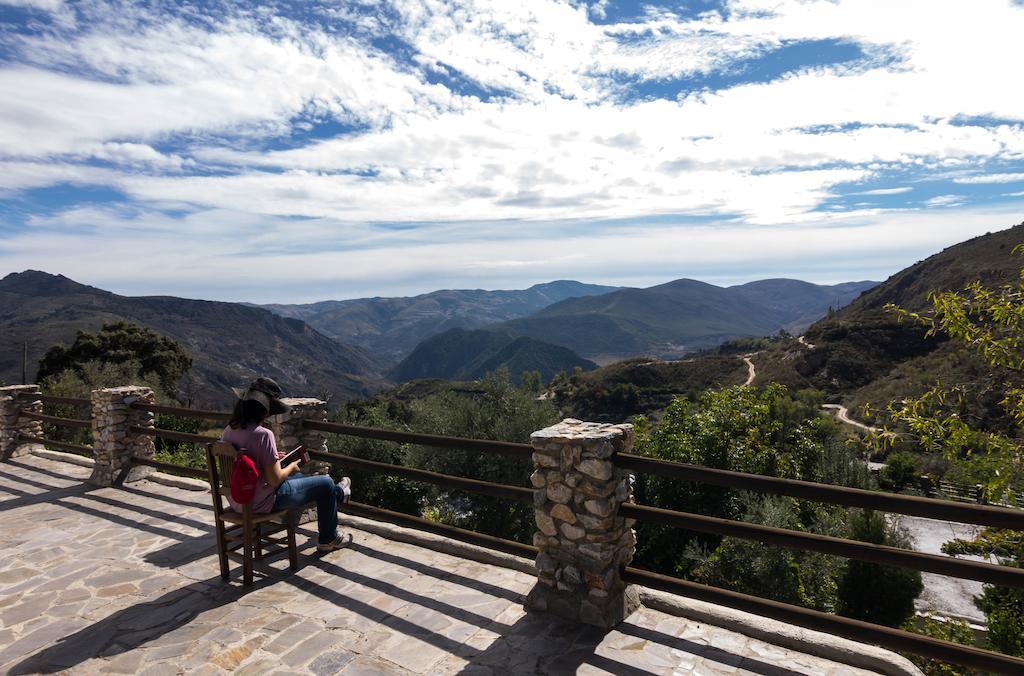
[1,0,1023,303]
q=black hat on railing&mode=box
[232,377,290,415]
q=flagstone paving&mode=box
[0,454,886,675]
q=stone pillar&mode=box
[90,386,156,487]
[526,418,640,628]
[270,398,330,476]
[0,385,44,460]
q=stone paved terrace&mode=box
[0,453,917,675]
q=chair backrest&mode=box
[207,441,242,516]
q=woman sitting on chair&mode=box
[223,377,352,552]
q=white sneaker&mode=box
[338,476,352,503]
[317,532,353,552]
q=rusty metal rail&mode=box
[342,500,536,559]
[18,393,91,407]
[620,502,1024,588]
[129,402,232,421]
[17,433,92,457]
[308,448,533,504]
[131,426,214,445]
[303,419,533,458]
[617,453,1024,529]
[623,567,1024,674]
[20,410,92,429]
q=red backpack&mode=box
[229,449,260,505]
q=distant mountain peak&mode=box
[0,270,107,297]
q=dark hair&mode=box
[228,399,269,429]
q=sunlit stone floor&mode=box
[0,454,884,675]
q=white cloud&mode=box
[924,194,966,207]
[2,202,1016,302]
[853,187,912,195]
[954,172,1024,184]
[1,0,1024,297]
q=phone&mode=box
[280,445,309,468]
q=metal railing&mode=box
[299,419,1024,673]
[13,393,1024,673]
[15,394,93,457]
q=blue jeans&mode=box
[272,472,343,544]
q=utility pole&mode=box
[22,342,27,385]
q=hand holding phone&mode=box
[280,445,309,468]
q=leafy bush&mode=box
[327,368,558,543]
[903,615,979,676]
[629,384,920,616]
[836,509,923,627]
[881,451,920,491]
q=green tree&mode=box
[836,509,923,627]
[880,249,1024,656]
[40,358,211,467]
[880,451,920,492]
[325,368,558,543]
[520,369,543,393]
[404,368,558,542]
[689,496,846,612]
[38,321,192,396]
[631,384,899,618]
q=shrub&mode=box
[881,451,920,491]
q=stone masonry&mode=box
[269,397,330,476]
[89,386,156,487]
[526,418,640,628]
[0,385,43,460]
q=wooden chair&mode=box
[206,441,300,585]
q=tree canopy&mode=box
[37,321,192,396]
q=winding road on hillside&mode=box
[739,336,980,627]
[742,355,757,386]
[821,404,881,434]
[744,336,884,435]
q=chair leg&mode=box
[215,519,229,581]
[287,510,299,571]
[243,520,254,587]
[255,523,263,560]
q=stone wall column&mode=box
[0,385,44,460]
[90,386,156,487]
[270,398,330,476]
[526,418,640,628]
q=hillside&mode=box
[751,222,1024,429]
[551,356,749,421]
[494,278,877,362]
[728,279,876,333]
[0,271,386,407]
[261,280,619,363]
[389,328,597,383]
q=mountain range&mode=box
[1,269,881,404]
[491,278,877,363]
[0,271,384,407]
[260,280,619,363]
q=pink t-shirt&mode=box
[222,424,279,513]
